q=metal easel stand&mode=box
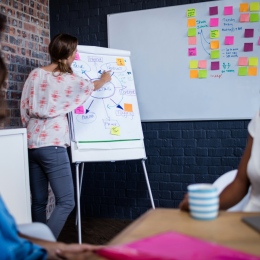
[75,158,155,243]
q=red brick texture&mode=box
[0,0,50,127]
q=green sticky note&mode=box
[210,30,219,39]
[250,13,259,22]
[250,2,260,11]
[238,67,248,76]
[210,50,220,59]
[199,70,207,78]
[188,28,197,37]
[249,57,258,66]
[190,60,198,69]
[187,8,196,17]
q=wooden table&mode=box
[90,208,260,259]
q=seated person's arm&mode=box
[219,134,252,210]
[179,134,252,211]
[19,232,102,260]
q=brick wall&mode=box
[0,0,50,127]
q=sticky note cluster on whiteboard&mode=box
[187,2,259,79]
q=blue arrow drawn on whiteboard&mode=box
[85,100,94,114]
[110,98,123,110]
[198,29,210,55]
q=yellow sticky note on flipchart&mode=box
[116,58,125,66]
[111,126,120,136]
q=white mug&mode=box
[188,183,219,220]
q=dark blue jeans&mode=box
[28,146,75,238]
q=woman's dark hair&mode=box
[0,13,7,121]
[49,33,78,74]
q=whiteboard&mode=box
[69,45,146,162]
[108,0,260,121]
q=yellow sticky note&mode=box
[210,30,219,39]
[249,57,258,66]
[187,18,196,27]
[210,50,220,59]
[187,8,196,17]
[248,67,258,76]
[238,67,248,76]
[116,58,125,66]
[199,70,207,79]
[190,70,198,78]
[189,60,198,69]
[124,103,133,112]
[210,40,219,49]
[111,126,120,136]
[250,2,260,11]
[188,36,197,45]
[188,28,197,37]
[240,3,249,12]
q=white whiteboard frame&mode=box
[108,0,260,122]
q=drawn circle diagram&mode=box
[101,62,127,73]
[76,112,96,124]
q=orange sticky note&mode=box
[124,103,133,112]
[116,58,125,66]
[188,18,196,27]
[240,3,249,12]
[210,40,219,49]
[248,67,258,76]
[190,70,198,78]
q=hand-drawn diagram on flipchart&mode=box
[68,46,144,148]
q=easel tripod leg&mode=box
[141,159,155,209]
[75,162,82,244]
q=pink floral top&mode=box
[20,68,94,148]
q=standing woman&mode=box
[20,33,111,239]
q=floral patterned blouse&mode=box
[20,68,94,148]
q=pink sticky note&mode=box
[258,37,260,45]
[238,57,248,66]
[209,6,218,15]
[74,52,80,60]
[188,36,197,45]
[210,18,219,27]
[240,13,250,22]
[225,36,234,45]
[198,60,207,69]
[244,28,254,38]
[188,47,197,56]
[224,6,233,15]
[74,106,84,114]
[244,43,253,52]
[211,61,220,70]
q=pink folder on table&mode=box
[96,231,260,260]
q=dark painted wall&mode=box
[50,0,249,219]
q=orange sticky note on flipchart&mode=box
[124,103,133,112]
[240,3,249,12]
[248,67,258,76]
